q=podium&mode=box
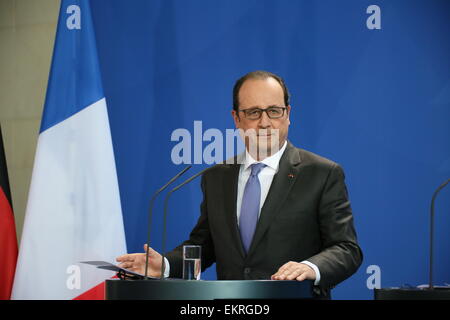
[375,288,450,300]
[105,279,314,300]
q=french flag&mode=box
[11,0,127,299]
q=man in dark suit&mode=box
[117,70,362,297]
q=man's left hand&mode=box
[271,261,316,281]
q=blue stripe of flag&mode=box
[40,0,104,133]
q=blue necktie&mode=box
[239,163,266,253]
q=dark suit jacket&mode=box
[166,141,363,297]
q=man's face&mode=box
[232,77,291,158]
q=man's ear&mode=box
[286,105,291,124]
[231,109,240,127]
[286,105,291,116]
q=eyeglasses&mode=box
[238,106,287,120]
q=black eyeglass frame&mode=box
[237,106,287,120]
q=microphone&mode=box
[144,165,192,279]
[159,165,213,279]
[429,178,450,289]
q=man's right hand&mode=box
[116,244,163,277]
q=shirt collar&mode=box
[243,140,288,172]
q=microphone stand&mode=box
[143,165,191,279]
[428,178,450,289]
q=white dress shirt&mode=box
[164,140,321,284]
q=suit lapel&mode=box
[247,142,302,255]
[222,162,246,259]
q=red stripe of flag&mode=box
[0,187,17,300]
[0,124,17,300]
[73,281,105,300]
[73,275,120,300]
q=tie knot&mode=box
[250,163,266,177]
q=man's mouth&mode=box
[257,132,274,136]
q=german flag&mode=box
[0,126,17,300]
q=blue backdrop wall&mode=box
[88,0,450,299]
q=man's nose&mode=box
[258,111,272,128]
